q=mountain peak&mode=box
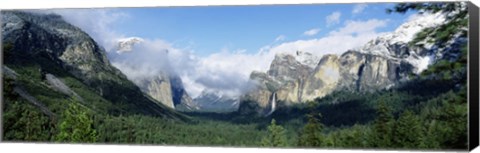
[358,12,447,57]
[116,37,144,53]
[192,89,239,113]
[294,50,321,68]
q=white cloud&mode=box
[265,19,389,58]
[107,37,267,98]
[326,11,341,26]
[185,50,267,97]
[329,19,389,36]
[303,28,320,36]
[110,38,173,80]
[352,4,368,14]
[274,35,286,42]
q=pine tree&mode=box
[392,110,423,148]
[297,111,324,147]
[418,120,441,149]
[297,101,324,147]
[336,124,367,148]
[261,119,288,147]
[370,100,394,148]
[55,102,97,143]
[437,93,468,149]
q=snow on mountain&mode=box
[358,12,446,56]
[358,12,447,56]
[294,50,321,68]
[389,12,447,44]
[116,37,144,53]
[354,11,449,74]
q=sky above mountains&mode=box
[110,3,415,56]
[44,3,417,98]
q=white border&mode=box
[0,0,478,153]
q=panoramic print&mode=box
[1,2,469,150]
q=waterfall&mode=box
[265,92,276,116]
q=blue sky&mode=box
[109,3,415,56]
[53,2,419,98]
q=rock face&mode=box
[2,11,182,118]
[170,75,197,110]
[136,73,176,108]
[302,54,341,100]
[244,52,416,115]
[336,51,415,92]
[243,10,465,115]
[134,73,196,110]
[2,66,19,79]
[45,73,84,102]
[269,54,311,105]
[268,53,312,81]
[244,53,313,110]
